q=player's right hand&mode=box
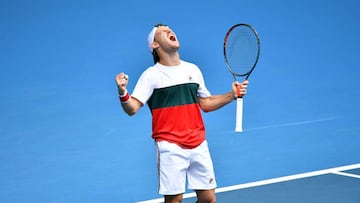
[115,73,129,95]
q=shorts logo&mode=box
[209,177,214,184]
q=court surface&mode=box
[138,164,360,203]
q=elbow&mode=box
[198,97,213,113]
[122,99,141,116]
[126,109,137,116]
[200,104,212,113]
[202,107,211,113]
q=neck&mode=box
[158,51,181,66]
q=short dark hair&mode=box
[151,23,167,64]
[152,50,160,64]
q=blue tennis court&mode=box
[138,164,360,203]
[1,0,359,203]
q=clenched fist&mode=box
[233,80,249,98]
[115,73,129,95]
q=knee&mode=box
[164,194,183,203]
[197,196,216,203]
[196,189,216,203]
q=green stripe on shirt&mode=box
[148,83,199,110]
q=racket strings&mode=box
[225,27,259,75]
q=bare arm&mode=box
[120,96,143,116]
[199,80,248,112]
[115,73,142,116]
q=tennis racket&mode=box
[223,23,260,132]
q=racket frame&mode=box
[223,23,260,132]
[223,23,261,81]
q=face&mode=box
[152,26,180,52]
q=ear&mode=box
[151,42,159,50]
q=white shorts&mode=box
[155,140,217,195]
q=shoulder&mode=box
[180,60,202,72]
[181,60,197,67]
[140,64,161,77]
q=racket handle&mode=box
[235,97,243,132]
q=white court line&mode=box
[332,171,360,179]
[136,163,360,203]
[245,117,338,131]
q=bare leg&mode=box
[195,189,216,203]
[164,194,183,203]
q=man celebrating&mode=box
[115,24,248,203]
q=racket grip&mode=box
[235,97,243,132]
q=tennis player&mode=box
[115,24,248,203]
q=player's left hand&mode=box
[232,80,249,98]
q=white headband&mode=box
[147,27,158,53]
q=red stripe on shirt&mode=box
[151,103,205,149]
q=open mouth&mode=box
[169,35,176,41]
